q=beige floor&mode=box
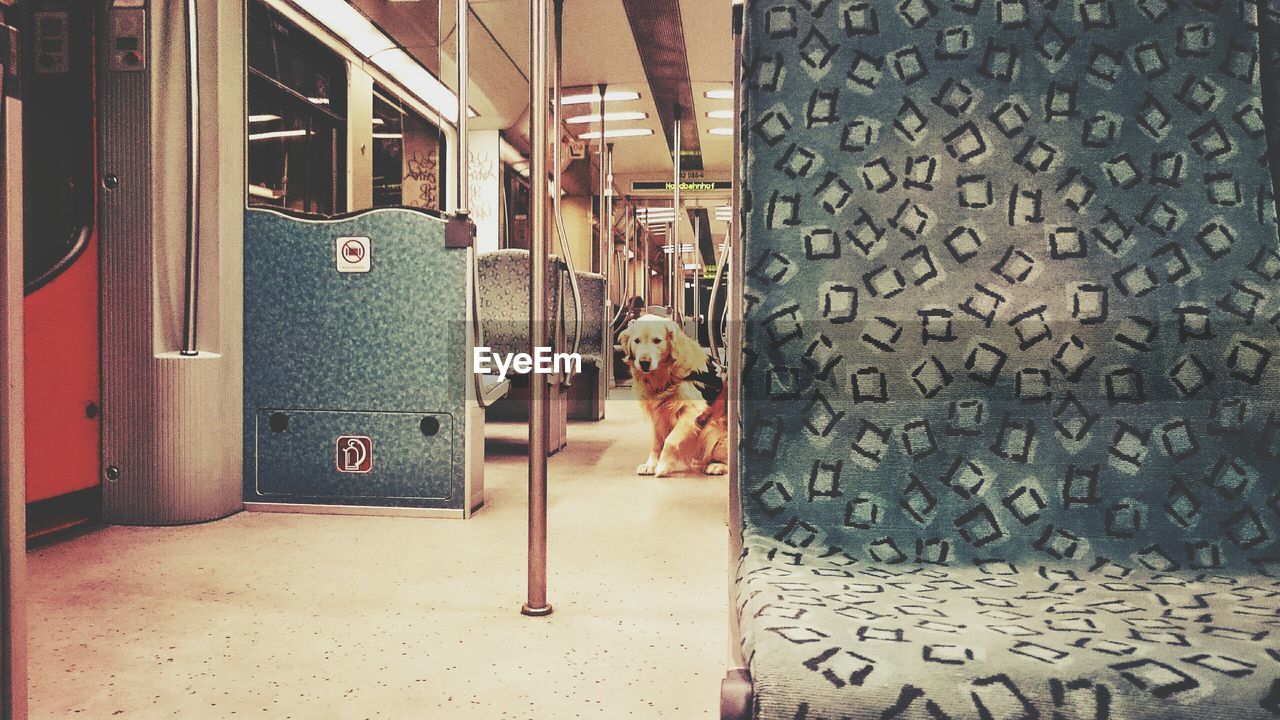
[27,389,730,719]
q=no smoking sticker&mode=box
[336,236,371,273]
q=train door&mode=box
[20,0,99,538]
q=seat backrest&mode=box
[740,0,1280,573]
[476,249,562,359]
[571,271,607,358]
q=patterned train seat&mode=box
[476,249,564,361]
[567,271,608,367]
[736,0,1280,717]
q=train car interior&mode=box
[1,0,1280,718]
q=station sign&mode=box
[631,180,733,192]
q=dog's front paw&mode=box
[654,462,676,478]
[704,462,728,476]
[636,461,657,476]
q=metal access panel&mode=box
[253,410,453,501]
[244,207,475,515]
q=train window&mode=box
[246,2,347,214]
[371,85,446,212]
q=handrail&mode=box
[552,0,583,386]
[610,206,635,329]
[707,225,729,362]
[180,0,201,356]
[455,0,506,409]
[24,223,91,296]
[456,0,469,217]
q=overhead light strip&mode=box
[249,129,311,141]
[579,128,653,140]
[561,89,641,106]
[565,111,649,125]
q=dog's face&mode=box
[622,315,672,374]
[620,314,707,378]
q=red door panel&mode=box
[21,2,100,516]
[24,232,100,503]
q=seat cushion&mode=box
[738,537,1280,719]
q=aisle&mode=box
[27,388,729,719]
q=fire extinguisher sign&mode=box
[336,436,374,474]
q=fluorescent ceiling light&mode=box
[561,89,641,106]
[372,133,404,139]
[249,114,281,123]
[249,129,310,141]
[708,127,733,136]
[248,184,283,199]
[307,96,331,105]
[290,0,461,122]
[706,109,734,120]
[565,111,649,125]
[371,49,460,123]
[704,88,734,100]
[372,117,385,126]
[684,263,702,271]
[662,244,695,253]
[578,128,653,140]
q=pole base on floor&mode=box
[521,603,554,617]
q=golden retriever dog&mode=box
[619,314,728,477]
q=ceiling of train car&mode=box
[429,0,736,251]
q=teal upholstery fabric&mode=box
[740,537,1280,719]
[574,271,607,366]
[476,249,563,361]
[737,0,1280,716]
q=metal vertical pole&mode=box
[692,213,701,330]
[597,83,608,284]
[671,105,681,322]
[670,220,680,310]
[605,141,615,305]
[523,0,553,618]
[641,216,650,305]
[726,0,747,668]
[180,0,201,356]
[0,18,28,717]
[456,0,469,216]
